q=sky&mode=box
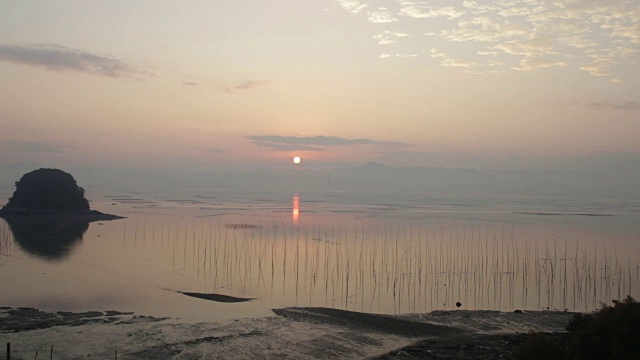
[0,0,639,171]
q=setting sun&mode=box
[293,156,301,164]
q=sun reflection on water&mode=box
[292,193,299,223]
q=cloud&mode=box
[0,44,149,78]
[588,101,640,111]
[443,16,529,42]
[579,62,612,77]
[558,35,597,49]
[3,140,76,154]
[441,58,479,68]
[494,36,556,56]
[373,30,410,45]
[429,48,447,59]
[580,46,637,77]
[236,79,270,90]
[464,69,505,75]
[218,79,270,93]
[334,0,640,78]
[247,135,410,151]
[610,22,640,44]
[478,51,500,57]
[183,81,199,86]
[512,56,568,71]
[334,0,367,14]
[430,49,478,68]
[558,101,640,111]
[400,3,464,20]
[367,8,398,23]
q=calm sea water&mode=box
[1,190,639,321]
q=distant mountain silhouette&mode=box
[357,162,392,171]
[0,157,638,198]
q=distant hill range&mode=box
[0,155,638,199]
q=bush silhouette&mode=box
[3,168,90,211]
[565,296,640,359]
[518,296,640,360]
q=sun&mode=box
[293,156,301,164]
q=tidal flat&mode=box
[0,190,638,358]
[1,306,575,359]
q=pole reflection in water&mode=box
[292,193,300,223]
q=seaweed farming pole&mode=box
[6,342,10,360]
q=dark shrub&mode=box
[517,332,566,360]
[566,296,640,360]
[518,296,640,360]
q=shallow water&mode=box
[1,190,639,321]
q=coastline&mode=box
[1,306,575,359]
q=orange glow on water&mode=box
[292,194,299,223]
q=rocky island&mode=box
[0,168,123,260]
[0,168,123,225]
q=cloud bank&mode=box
[559,101,640,111]
[218,79,271,93]
[248,135,410,151]
[0,44,149,79]
[335,0,640,79]
[588,101,640,111]
[2,140,76,154]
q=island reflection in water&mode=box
[4,219,88,261]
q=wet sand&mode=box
[0,307,574,359]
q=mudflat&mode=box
[0,307,574,359]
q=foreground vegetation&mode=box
[519,296,640,360]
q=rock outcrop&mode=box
[0,168,123,223]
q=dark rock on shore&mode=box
[177,291,254,303]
